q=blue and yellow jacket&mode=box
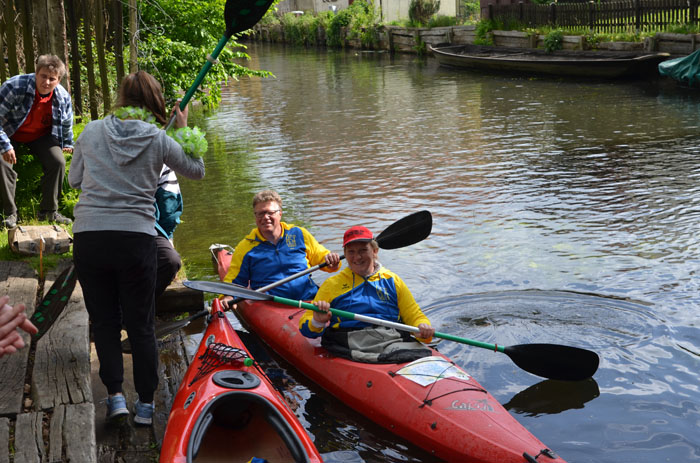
[223,222,336,301]
[299,265,430,339]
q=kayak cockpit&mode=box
[187,390,313,463]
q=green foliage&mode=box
[137,0,272,109]
[325,1,379,48]
[281,13,322,46]
[428,15,458,28]
[543,29,563,52]
[461,0,480,21]
[474,19,497,45]
[408,0,441,27]
[346,1,382,47]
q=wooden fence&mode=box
[490,0,700,33]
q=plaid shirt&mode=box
[0,73,74,154]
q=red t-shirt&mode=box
[11,90,54,143]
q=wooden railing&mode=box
[489,0,700,33]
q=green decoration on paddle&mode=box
[184,280,600,382]
[31,264,78,341]
[122,210,432,353]
[164,0,275,130]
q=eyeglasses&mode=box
[254,209,280,219]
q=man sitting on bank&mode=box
[222,190,341,306]
[299,225,435,363]
[0,55,74,228]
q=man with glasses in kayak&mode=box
[221,190,341,306]
[299,225,435,363]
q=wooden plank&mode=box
[14,412,43,463]
[0,262,37,416]
[63,403,97,462]
[0,417,8,463]
[49,405,64,462]
[32,276,92,409]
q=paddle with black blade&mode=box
[164,0,275,130]
[30,264,78,341]
[122,210,432,352]
[183,280,600,382]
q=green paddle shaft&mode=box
[164,35,228,130]
[272,295,500,349]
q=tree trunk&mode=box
[34,0,51,55]
[95,0,111,111]
[47,0,70,89]
[66,0,82,117]
[18,0,35,73]
[112,0,125,85]
[83,0,99,119]
[128,0,138,72]
[3,0,20,75]
[0,9,5,82]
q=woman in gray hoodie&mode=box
[69,71,205,425]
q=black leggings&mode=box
[73,231,158,403]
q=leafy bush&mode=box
[408,0,441,27]
[474,19,497,45]
[428,15,458,27]
[461,0,480,21]
[138,0,271,109]
[543,29,563,52]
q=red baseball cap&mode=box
[343,226,374,247]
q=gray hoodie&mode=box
[69,115,205,235]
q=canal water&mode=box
[173,43,700,462]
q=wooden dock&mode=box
[0,259,203,462]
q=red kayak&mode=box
[210,245,568,462]
[159,298,323,463]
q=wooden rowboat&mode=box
[429,43,670,79]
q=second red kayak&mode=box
[159,298,323,463]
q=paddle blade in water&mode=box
[504,343,600,381]
[376,210,432,250]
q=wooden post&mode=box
[634,0,641,33]
[34,0,51,55]
[549,2,556,27]
[588,1,595,32]
[48,0,70,91]
[0,16,5,82]
[519,1,524,24]
[66,0,82,117]
[83,0,99,119]
[95,0,111,112]
[129,0,138,73]
[18,0,35,73]
[691,0,698,24]
[112,0,125,84]
[3,0,20,76]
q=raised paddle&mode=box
[183,280,600,382]
[164,0,275,130]
[30,264,78,341]
[122,210,433,352]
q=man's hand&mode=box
[312,300,332,324]
[324,252,341,271]
[2,149,17,164]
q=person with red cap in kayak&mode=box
[299,225,435,363]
